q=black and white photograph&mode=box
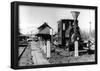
[11,2,97,69]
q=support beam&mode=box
[74,41,79,57]
[46,40,51,59]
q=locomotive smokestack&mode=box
[71,11,80,20]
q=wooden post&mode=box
[40,38,42,49]
[43,41,46,54]
[40,37,44,52]
[46,40,51,59]
[74,41,78,57]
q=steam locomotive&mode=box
[57,19,94,54]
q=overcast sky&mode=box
[19,5,95,35]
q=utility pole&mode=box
[89,21,92,37]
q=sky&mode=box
[19,5,95,35]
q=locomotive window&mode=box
[63,23,65,30]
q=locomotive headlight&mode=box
[90,44,95,50]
